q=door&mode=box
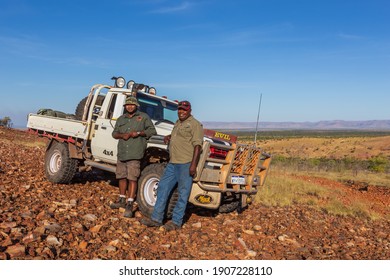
[91,93,122,164]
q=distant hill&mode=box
[203,120,390,130]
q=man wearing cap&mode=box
[141,100,204,231]
[110,96,157,218]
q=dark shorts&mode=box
[116,160,141,181]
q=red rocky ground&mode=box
[0,127,389,260]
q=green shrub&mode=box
[368,156,389,173]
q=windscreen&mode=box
[137,93,178,124]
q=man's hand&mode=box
[189,145,202,178]
[129,131,139,138]
[123,132,138,140]
[189,164,197,178]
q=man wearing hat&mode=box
[141,100,204,231]
[111,96,157,218]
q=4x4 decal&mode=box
[103,149,114,157]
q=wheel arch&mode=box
[45,138,56,152]
[141,146,169,169]
[46,139,83,160]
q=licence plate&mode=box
[231,176,246,185]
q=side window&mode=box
[106,94,117,119]
[92,94,106,121]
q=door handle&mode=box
[101,126,107,130]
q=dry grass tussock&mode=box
[253,134,390,220]
[255,170,388,220]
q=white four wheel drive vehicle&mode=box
[27,77,272,217]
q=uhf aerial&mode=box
[254,93,262,146]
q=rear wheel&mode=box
[137,163,178,219]
[45,141,78,184]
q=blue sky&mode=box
[0,0,389,127]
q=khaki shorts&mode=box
[116,160,141,181]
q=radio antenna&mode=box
[254,93,262,146]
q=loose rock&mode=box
[0,127,389,260]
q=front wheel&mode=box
[137,163,178,219]
[45,141,77,184]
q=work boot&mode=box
[162,220,181,232]
[140,217,162,227]
[123,201,134,218]
[110,197,126,209]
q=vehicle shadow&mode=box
[183,204,219,221]
[183,201,247,223]
[72,169,118,187]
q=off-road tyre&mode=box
[75,95,105,120]
[75,97,88,120]
[45,141,78,184]
[218,196,240,213]
[137,163,178,219]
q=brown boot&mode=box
[140,217,162,227]
[110,197,126,209]
[123,201,134,218]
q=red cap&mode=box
[178,100,191,111]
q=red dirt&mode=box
[0,127,389,260]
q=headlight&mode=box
[127,80,135,90]
[114,76,126,88]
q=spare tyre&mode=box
[75,97,88,120]
[75,95,105,120]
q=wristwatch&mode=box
[137,131,141,136]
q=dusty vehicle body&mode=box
[27,77,271,216]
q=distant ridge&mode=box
[203,120,390,130]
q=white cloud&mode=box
[148,1,192,14]
[0,35,44,53]
[0,35,110,68]
[338,32,365,40]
